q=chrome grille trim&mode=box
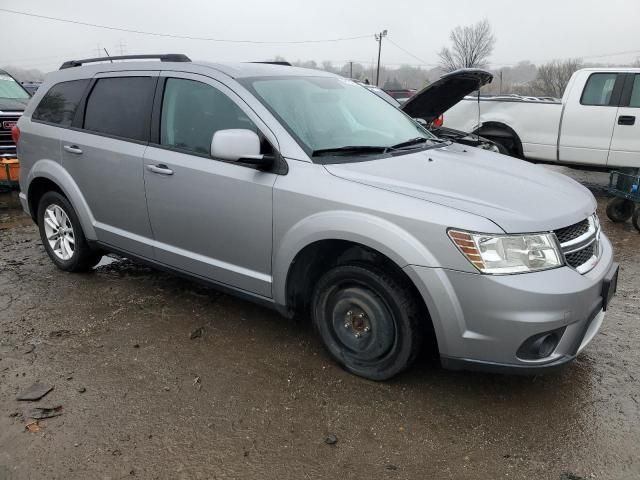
[555,215,600,274]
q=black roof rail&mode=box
[60,54,191,70]
[250,61,292,66]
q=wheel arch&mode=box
[473,121,524,158]
[25,159,97,240]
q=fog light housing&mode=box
[516,327,566,360]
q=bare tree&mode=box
[530,59,583,97]
[438,20,496,72]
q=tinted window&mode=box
[581,73,617,106]
[84,77,155,141]
[160,78,255,155]
[629,75,640,108]
[32,79,89,126]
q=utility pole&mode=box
[117,40,127,56]
[349,61,353,79]
[374,30,387,86]
[499,71,503,94]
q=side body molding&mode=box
[272,210,438,306]
[25,159,98,240]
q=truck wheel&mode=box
[632,207,640,232]
[606,197,635,223]
[37,191,102,272]
[311,264,424,381]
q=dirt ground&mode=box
[0,166,638,480]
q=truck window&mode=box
[32,79,89,126]
[580,73,618,106]
[629,75,640,108]
[84,77,155,142]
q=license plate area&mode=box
[602,262,619,311]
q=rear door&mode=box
[607,73,640,168]
[558,72,624,165]
[60,71,157,257]
[142,72,278,297]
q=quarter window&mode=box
[580,73,618,106]
[84,77,155,142]
[32,79,89,126]
[160,78,256,155]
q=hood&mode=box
[324,145,596,233]
[401,69,493,122]
[0,97,29,111]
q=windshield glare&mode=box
[0,73,30,100]
[243,76,434,155]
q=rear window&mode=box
[32,79,89,126]
[580,73,618,106]
[83,77,155,142]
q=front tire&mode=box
[37,191,102,272]
[311,264,424,381]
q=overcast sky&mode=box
[1,0,639,72]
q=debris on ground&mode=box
[385,464,398,471]
[190,327,204,339]
[77,387,86,393]
[324,434,338,445]
[16,382,53,401]
[25,421,41,433]
[560,473,585,480]
[193,376,202,390]
[28,406,63,420]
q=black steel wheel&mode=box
[311,264,424,381]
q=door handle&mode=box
[63,145,83,155]
[146,164,174,175]
[618,115,636,126]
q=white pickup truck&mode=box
[442,68,640,169]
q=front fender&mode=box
[272,210,438,305]
[26,159,97,240]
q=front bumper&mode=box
[404,233,616,373]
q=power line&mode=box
[0,8,372,44]
[386,38,437,66]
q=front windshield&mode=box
[241,75,435,156]
[0,73,30,100]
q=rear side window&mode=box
[32,79,89,126]
[84,77,155,142]
[629,75,640,108]
[580,73,618,106]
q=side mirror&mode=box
[211,129,273,169]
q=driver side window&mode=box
[161,78,257,155]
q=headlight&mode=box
[448,229,563,274]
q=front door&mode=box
[143,73,277,297]
[608,73,640,168]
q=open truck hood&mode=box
[401,69,493,123]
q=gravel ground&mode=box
[0,166,638,480]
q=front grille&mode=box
[0,114,20,153]
[565,243,595,269]
[553,216,599,274]
[554,219,589,244]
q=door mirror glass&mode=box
[211,129,261,162]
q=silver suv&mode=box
[16,54,618,380]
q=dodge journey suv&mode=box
[15,54,618,380]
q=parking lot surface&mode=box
[0,167,638,480]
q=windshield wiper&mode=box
[312,145,389,156]
[389,137,451,150]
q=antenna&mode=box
[103,48,113,63]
